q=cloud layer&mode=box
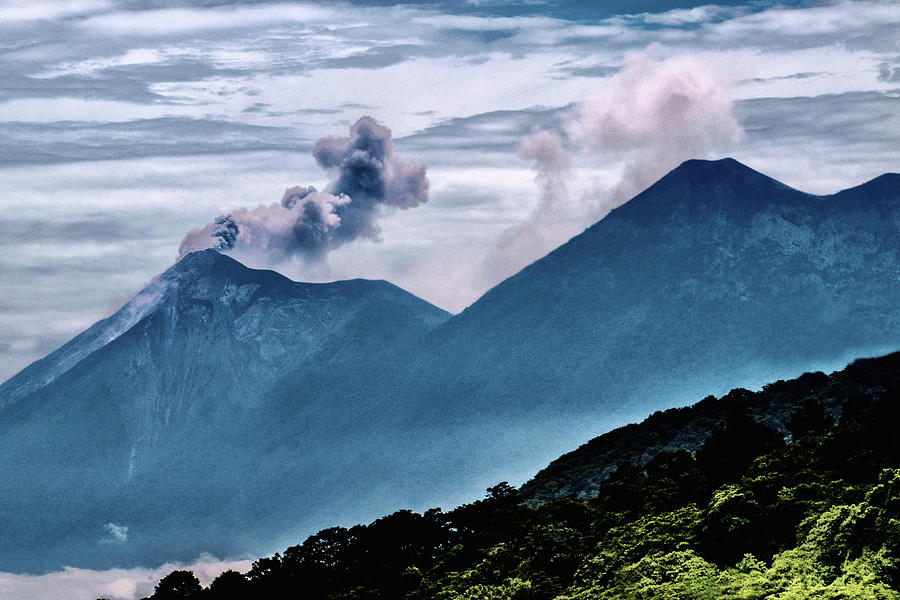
[0,0,898,382]
[0,557,253,600]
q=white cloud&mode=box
[0,98,193,123]
[0,557,253,600]
[104,522,128,542]
[635,4,744,26]
[0,0,111,22]
[730,46,892,99]
[35,48,164,79]
[409,13,560,32]
[708,0,899,39]
[80,3,340,36]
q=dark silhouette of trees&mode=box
[787,398,833,440]
[146,570,201,600]
[207,570,247,599]
[695,405,784,484]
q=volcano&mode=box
[1,158,897,572]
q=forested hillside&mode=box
[133,352,900,600]
[522,351,900,504]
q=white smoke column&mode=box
[571,45,741,211]
[480,129,577,286]
[178,117,428,262]
[518,129,572,216]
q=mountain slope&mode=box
[0,250,449,572]
[182,157,899,570]
[387,158,899,441]
[0,158,897,573]
[141,350,900,600]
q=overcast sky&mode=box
[1,0,898,383]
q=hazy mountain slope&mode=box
[219,157,899,559]
[0,158,897,574]
[141,349,900,600]
[0,250,449,572]
[394,158,898,434]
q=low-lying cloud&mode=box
[179,116,428,262]
[0,557,253,600]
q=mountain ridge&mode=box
[0,248,447,407]
[0,157,897,572]
[0,249,452,572]
[413,157,898,423]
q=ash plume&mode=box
[209,215,239,251]
[178,117,428,261]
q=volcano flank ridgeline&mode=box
[0,158,897,572]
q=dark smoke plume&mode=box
[209,215,239,251]
[178,117,428,260]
